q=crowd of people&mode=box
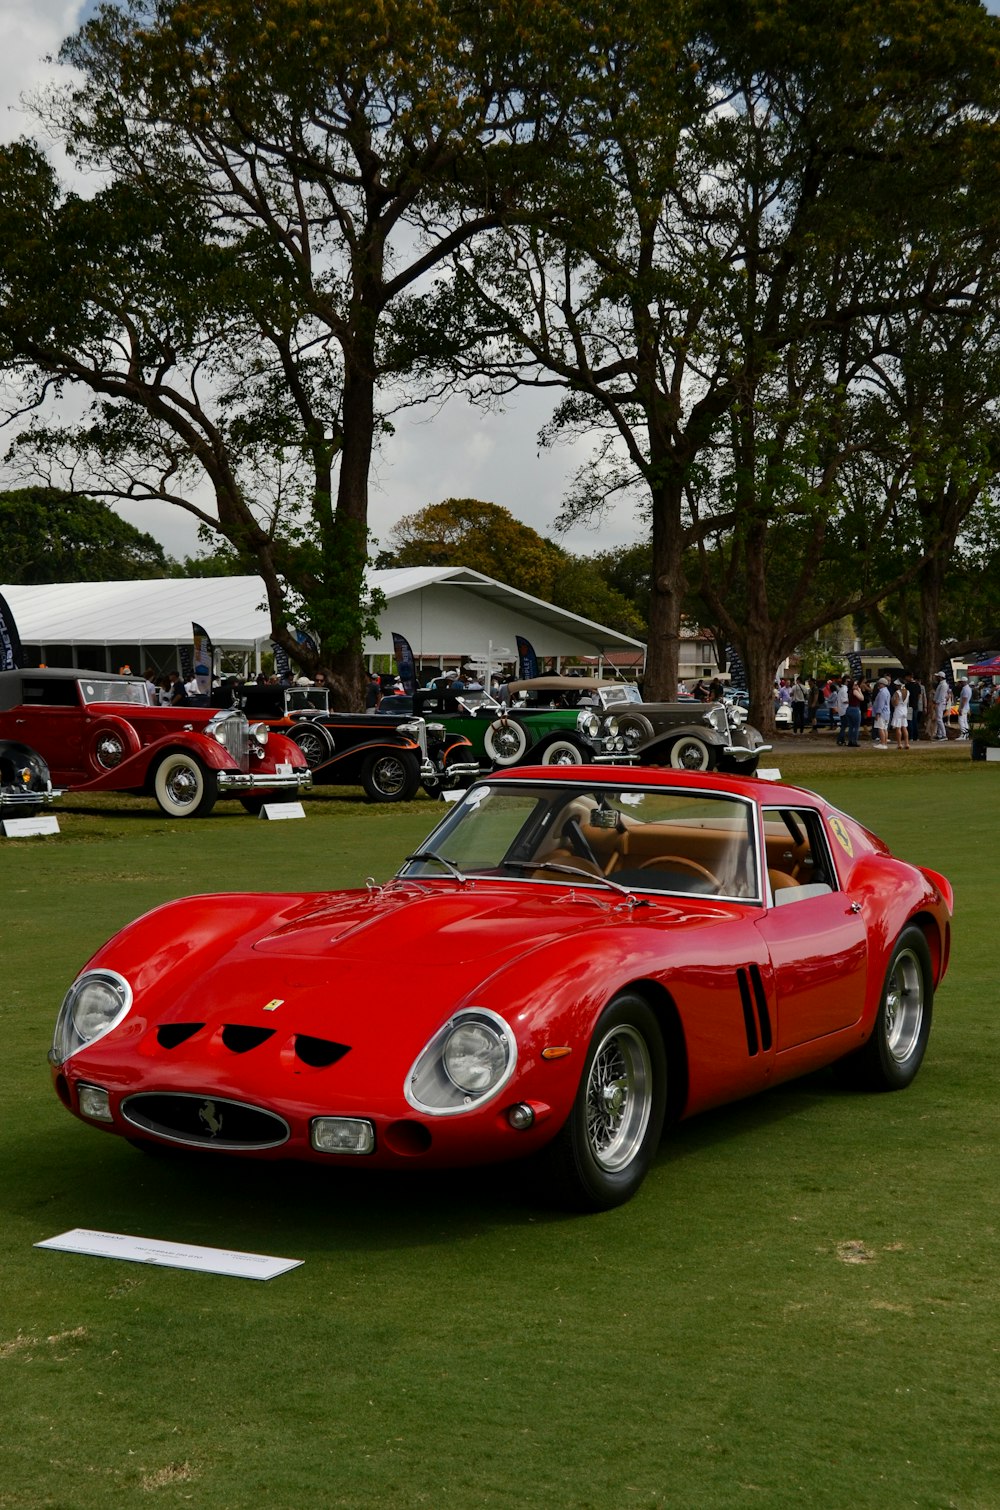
[775,672,994,748]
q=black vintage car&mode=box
[0,739,62,819]
[239,685,479,801]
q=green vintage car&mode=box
[378,683,613,767]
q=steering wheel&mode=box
[638,854,720,887]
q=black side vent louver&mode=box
[736,965,772,1056]
[294,1035,350,1069]
[221,1025,276,1054]
[157,1023,205,1050]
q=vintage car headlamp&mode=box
[248,721,270,751]
[406,1008,516,1114]
[576,710,601,739]
[606,715,621,737]
[77,1084,113,1123]
[728,703,747,726]
[51,969,132,1065]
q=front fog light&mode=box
[77,1084,112,1123]
[310,1117,375,1155]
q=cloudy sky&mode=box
[3,1,998,563]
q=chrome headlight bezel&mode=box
[248,721,270,751]
[51,969,132,1066]
[576,710,600,739]
[405,1007,517,1115]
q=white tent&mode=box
[1,568,645,675]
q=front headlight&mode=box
[51,969,132,1065]
[576,710,600,739]
[406,1008,516,1114]
[248,721,269,751]
[606,715,621,737]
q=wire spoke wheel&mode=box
[584,1026,653,1173]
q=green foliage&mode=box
[0,487,167,583]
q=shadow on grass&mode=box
[9,1068,864,1261]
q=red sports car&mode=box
[49,767,952,1209]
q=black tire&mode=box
[288,722,334,769]
[539,738,592,766]
[360,749,421,803]
[668,734,714,771]
[837,926,933,1091]
[151,751,219,818]
[543,992,667,1210]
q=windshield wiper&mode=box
[500,858,649,901]
[403,850,468,883]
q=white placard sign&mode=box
[1,815,60,838]
[756,768,783,782]
[259,801,306,820]
[35,1227,303,1281]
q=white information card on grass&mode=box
[35,1227,303,1281]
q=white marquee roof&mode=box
[1,567,645,661]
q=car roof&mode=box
[0,666,144,712]
[506,676,634,694]
[482,764,824,808]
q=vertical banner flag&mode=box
[516,635,538,681]
[272,641,291,678]
[0,591,23,671]
[724,644,748,693]
[846,651,863,680]
[292,626,320,657]
[391,632,417,694]
[192,623,214,697]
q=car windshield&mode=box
[399,780,760,901]
[78,678,152,706]
[596,683,642,709]
[455,691,499,714]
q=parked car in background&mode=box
[379,683,612,767]
[240,683,479,801]
[575,687,770,773]
[0,738,62,817]
[48,766,952,1211]
[0,669,311,818]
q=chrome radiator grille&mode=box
[209,712,250,770]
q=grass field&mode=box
[1,748,998,1509]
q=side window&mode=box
[762,808,838,904]
[20,678,79,707]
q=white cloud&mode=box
[0,1,84,147]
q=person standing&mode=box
[890,680,910,750]
[957,678,972,739]
[933,671,949,739]
[790,676,807,734]
[841,678,863,747]
[905,673,924,743]
[871,678,891,749]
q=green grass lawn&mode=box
[1,761,998,1510]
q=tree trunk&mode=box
[643,479,686,699]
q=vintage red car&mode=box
[49,766,952,1208]
[0,668,311,817]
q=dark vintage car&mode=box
[505,676,769,773]
[377,684,611,767]
[239,684,479,801]
[0,669,311,818]
[0,738,62,818]
[49,766,952,1210]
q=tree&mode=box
[441,0,1000,721]
[0,486,167,582]
[0,0,568,707]
[379,497,647,636]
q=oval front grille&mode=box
[121,1092,289,1150]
